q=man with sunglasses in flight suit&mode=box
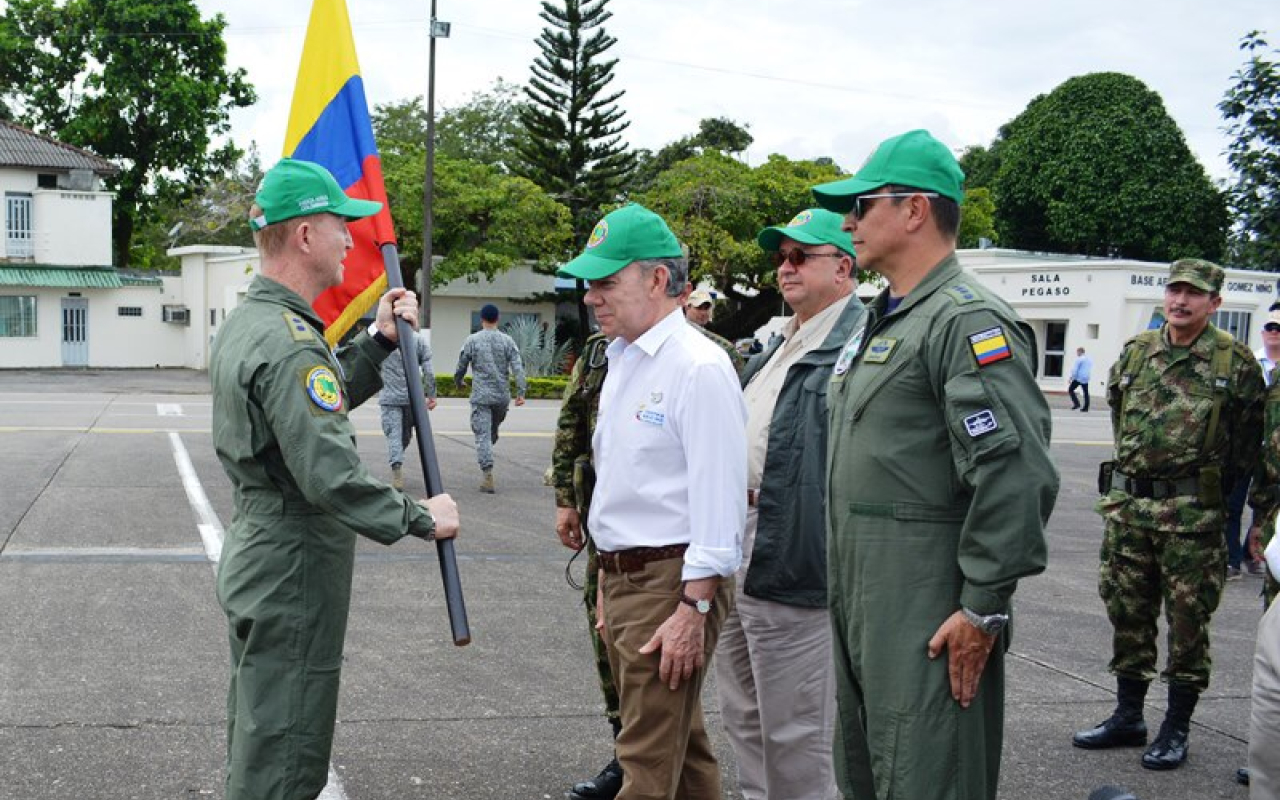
[714,208,863,800]
[814,130,1058,800]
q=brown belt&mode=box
[747,489,759,507]
[597,544,688,573]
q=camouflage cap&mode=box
[1167,258,1224,293]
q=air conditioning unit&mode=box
[162,305,190,325]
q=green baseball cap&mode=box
[558,203,683,280]
[250,158,383,232]
[757,208,855,257]
[1168,258,1224,293]
[812,129,966,213]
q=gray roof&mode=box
[0,120,118,175]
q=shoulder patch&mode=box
[944,284,981,305]
[968,326,1013,367]
[304,366,344,412]
[282,312,314,343]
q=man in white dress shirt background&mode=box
[558,202,747,800]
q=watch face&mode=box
[696,599,711,614]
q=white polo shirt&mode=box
[590,308,747,580]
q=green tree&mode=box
[130,145,264,270]
[991,72,1226,261]
[1219,31,1280,269]
[958,144,1000,190]
[374,79,529,173]
[632,117,754,192]
[0,0,255,269]
[638,152,842,338]
[382,151,573,286]
[518,0,636,242]
[958,187,998,249]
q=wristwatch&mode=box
[961,607,1009,636]
[680,592,713,615]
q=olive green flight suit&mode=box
[210,275,435,800]
[825,255,1057,800]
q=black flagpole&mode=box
[381,242,471,646]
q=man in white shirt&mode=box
[715,208,863,800]
[1069,347,1094,412]
[558,203,747,800]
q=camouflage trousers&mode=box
[583,538,620,720]
[379,404,414,467]
[469,401,508,472]
[1099,520,1226,692]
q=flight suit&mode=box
[825,254,1057,800]
[210,275,435,800]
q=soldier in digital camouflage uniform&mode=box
[1073,258,1265,771]
[454,303,526,493]
[211,159,460,800]
[550,310,744,800]
[379,329,436,489]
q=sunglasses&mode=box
[771,249,844,268]
[851,191,940,220]
[1265,323,1280,333]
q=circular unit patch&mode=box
[788,210,813,227]
[586,220,609,249]
[305,366,343,412]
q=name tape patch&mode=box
[964,409,999,437]
[968,326,1012,367]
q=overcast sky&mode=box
[203,0,1278,183]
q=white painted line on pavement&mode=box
[167,431,350,800]
[157,403,185,417]
[169,432,223,564]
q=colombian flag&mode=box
[285,0,395,346]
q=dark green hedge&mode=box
[433,375,569,400]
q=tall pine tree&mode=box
[519,0,635,245]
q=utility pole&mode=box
[419,1,450,332]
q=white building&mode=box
[0,120,200,367]
[962,248,1278,393]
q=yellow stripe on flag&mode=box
[283,0,361,157]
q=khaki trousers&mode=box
[601,556,731,800]
[715,587,838,800]
[1250,599,1280,799]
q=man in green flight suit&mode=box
[814,130,1058,800]
[1072,258,1264,770]
[210,158,461,800]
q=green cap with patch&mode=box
[250,158,382,232]
[1168,258,1224,293]
[558,204,683,281]
[812,129,965,212]
[757,208,855,257]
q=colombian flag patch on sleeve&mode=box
[968,326,1012,367]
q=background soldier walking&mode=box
[455,303,526,493]
[1074,258,1264,771]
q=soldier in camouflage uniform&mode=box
[379,329,437,489]
[1073,258,1265,771]
[549,314,744,800]
[454,303,526,493]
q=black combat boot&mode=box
[1142,683,1198,770]
[1073,677,1149,749]
[569,718,624,800]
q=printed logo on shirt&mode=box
[963,409,999,437]
[968,326,1013,367]
[637,409,666,426]
[862,337,898,364]
[833,327,866,376]
[305,366,343,412]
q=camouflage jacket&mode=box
[1099,323,1265,533]
[550,324,745,509]
[454,328,527,405]
[1251,377,1280,530]
[379,330,436,405]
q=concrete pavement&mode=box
[0,369,1263,799]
